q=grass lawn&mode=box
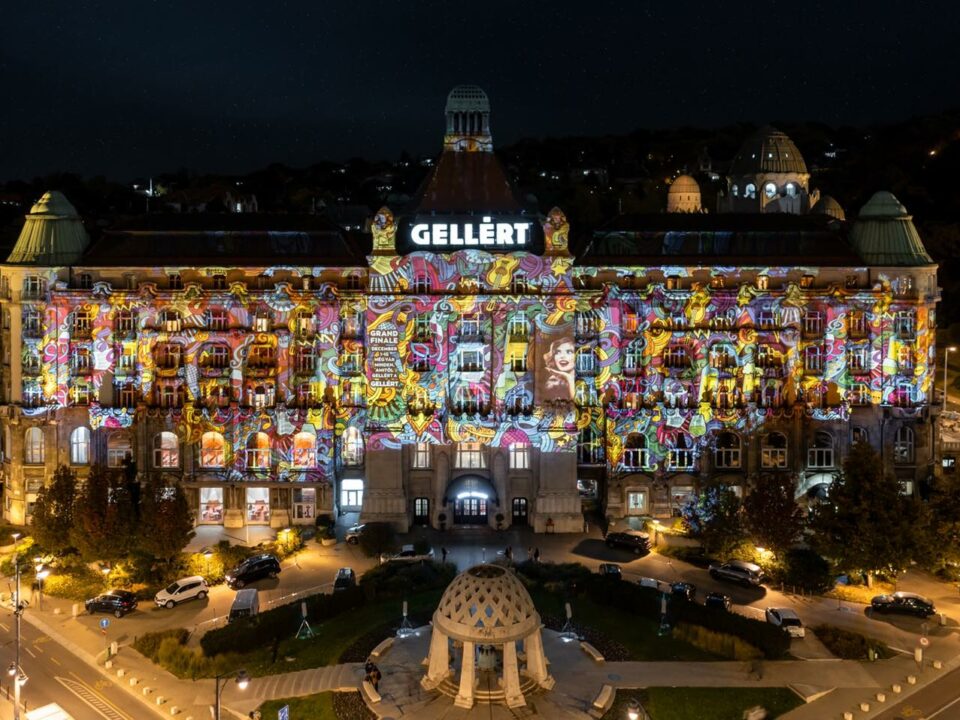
[241,590,443,676]
[604,688,804,720]
[826,580,894,605]
[530,590,719,661]
[258,693,335,719]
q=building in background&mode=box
[0,88,939,532]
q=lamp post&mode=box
[943,346,957,413]
[626,698,642,720]
[10,532,26,720]
[214,668,249,720]
[36,569,49,612]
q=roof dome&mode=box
[810,195,846,221]
[667,174,702,213]
[7,191,90,265]
[849,191,933,266]
[730,126,808,176]
[445,85,490,114]
[669,175,700,194]
[433,565,540,643]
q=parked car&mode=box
[344,524,365,545]
[637,577,672,593]
[708,560,764,587]
[225,554,281,589]
[604,531,650,555]
[85,590,138,618]
[334,567,357,592]
[765,607,806,638]
[154,576,209,609]
[671,582,696,601]
[597,563,622,579]
[380,544,434,564]
[870,592,936,618]
[704,592,732,611]
[228,588,259,623]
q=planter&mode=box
[320,536,338,547]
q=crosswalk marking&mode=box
[59,675,133,720]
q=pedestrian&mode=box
[527,546,533,561]
[441,546,448,564]
[505,545,513,562]
[371,667,381,691]
[533,547,540,563]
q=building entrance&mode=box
[446,475,497,526]
[454,495,488,524]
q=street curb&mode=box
[21,610,180,720]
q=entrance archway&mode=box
[446,475,498,525]
[512,497,528,525]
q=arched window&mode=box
[508,441,530,470]
[804,345,822,373]
[624,339,644,373]
[154,432,179,468]
[246,432,271,469]
[24,427,44,465]
[200,431,225,468]
[714,431,741,469]
[107,434,132,468]
[761,432,788,469]
[159,308,182,332]
[764,182,778,199]
[70,427,90,465]
[292,430,317,468]
[808,431,834,469]
[623,433,648,469]
[744,183,757,199]
[669,434,695,471]
[342,426,364,466]
[894,427,915,465]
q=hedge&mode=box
[812,625,893,660]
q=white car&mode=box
[154,576,209,609]
[344,524,365,544]
[380,544,435,564]
[765,607,805,638]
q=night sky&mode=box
[2,1,957,181]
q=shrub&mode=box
[43,568,106,601]
[359,560,455,601]
[655,544,716,568]
[515,561,593,592]
[358,522,396,559]
[673,623,762,660]
[780,548,833,593]
[812,625,893,660]
[134,628,190,661]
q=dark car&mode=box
[671,582,696,601]
[598,563,622,579]
[708,560,764,587]
[704,592,732,611]
[225,553,281,589]
[333,567,357,592]
[871,592,936,618]
[85,590,138,618]
[605,531,650,555]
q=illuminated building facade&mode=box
[0,88,939,532]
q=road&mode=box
[874,664,960,719]
[1,613,143,720]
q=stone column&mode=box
[502,641,525,708]
[454,640,475,709]
[421,628,450,690]
[524,628,554,689]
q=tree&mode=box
[742,474,805,555]
[681,483,744,556]
[809,442,929,585]
[31,465,77,553]
[71,465,136,562]
[358,522,397,560]
[926,473,960,571]
[137,477,195,576]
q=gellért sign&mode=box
[397,216,543,254]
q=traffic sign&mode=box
[278,705,289,720]
[99,618,110,630]
[920,637,930,647]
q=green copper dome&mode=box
[850,191,932,266]
[7,191,90,265]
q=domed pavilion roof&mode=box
[811,195,846,221]
[669,174,700,195]
[433,565,540,643]
[730,126,808,176]
[850,191,933,266]
[7,191,90,265]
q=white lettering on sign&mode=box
[410,217,533,248]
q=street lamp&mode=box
[36,569,49,611]
[944,346,957,413]
[214,669,250,720]
[626,698,642,720]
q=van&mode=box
[228,588,259,623]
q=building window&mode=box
[624,340,644,373]
[22,351,41,375]
[413,316,431,341]
[894,311,915,339]
[894,426,915,464]
[757,309,776,329]
[342,378,365,406]
[807,431,834,469]
[414,497,430,522]
[204,383,231,408]
[714,431,741,469]
[71,347,92,374]
[293,430,317,468]
[116,381,137,407]
[22,276,45,299]
[24,427,44,464]
[296,382,322,408]
[155,343,182,369]
[460,349,483,372]
[509,442,530,470]
[461,313,481,339]
[412,442,431,469]
[413,274,431,293]
[508,315,528,341]
[345,274,362,291]
[200,431,226,468]
[627,491,647,514]
[107,434,132,468]
[850,382,869,406]
[168,273,183,290]
[212,274,227,290]
[342,426,364,466]
[412,349,431,373]
[804,345,822,373]
[206,308,228,331]
[115,309,137,335]
[892,382,915,408]
[248,344,276,368]
[160,309,182,332]
[577,425,602,464]
[294,310,314,336]
[70,427,90,465]
[200,344,229,370]
[23,308,42,337]
[510,276,528,294]
[852,427,869,445]
[342,311,361,338]
[623,433,648,469]
[848,310,866,338]
[898,345,914,375]
[157,382,184,408]
[803,310,823,337]
[508,351,527,373]
[848,345,867,373]
[664,346,688,369]
[154,431,179,468]
[75,273,93,289]
[756,344,780,368]
[72,310,91,338]
[455,441,485,469]
[246,432,271,470]
[340,478,363,508]
[761,432,788,469]
[248,383,275,409]
[576,347,596,375]
[710,344,735,369]
[292,344,315,374]
[669,435,695,471]
[71,381,92,406]
[744,183,756,199]
[253,311,271,332]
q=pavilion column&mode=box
[454,640,475,708]
[525,628,555,689]
[502,641,525,708]
[421,628,450,690]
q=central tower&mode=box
[443,85,492,153]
